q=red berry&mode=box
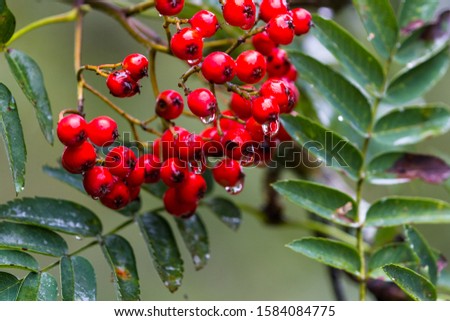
[104,146,137,178]
[222,0,256,30]
[100,181,130,210]
[87,116,118,147]
[245,117,265,142]
[212,158,245,193]
[275,123,292,142]
[155,90,184,120]
[259,0,289,23]
[284,63,298,82]
[266,13,295,45]
[57,114,87,147]
[187,88,218,120]
[251,31,278,56]
[178,172,207,203]
[289,8,312,36]
[190,10,219,38]
[129,185,141,201]
[260,78,294,113]
[200,127,224,157]
[163,187,197,217]
[125,166,145,187]
[216,110,245,131]
[155,0,184,16]
[137,153,161,183]
[83,166,114,198]
[122,53,148,80]
[170,28,203,61]
[160,158,189,187]
[62,141,97,174]
[235,50,267,84]
[229,92,252,120]
[177,132,204,161]
[252,96,280,124]
[221,127,254,161]
[106,70,140,98]
[201,52,236,84]
[266,48,291,78]
[160,126,189,159]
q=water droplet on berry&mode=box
[189,160,204,174]
[225,180,244,195]
[262,120,279,136]
[337,115,344,122]
[200,113,216,124]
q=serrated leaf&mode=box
[0,197,102,237]
[204,197,241,231]
[0,221,67,256]
[398,0,439,32]
[0,0,15,44]
[61,256,96,301]
[0,271,21,301]
[175,214,209,271]
[373,104,450,146]
[405,225,438,284]
[288,51,372,134]
[353,0,399,59]
[287,237,361,276]
[367,152,450,185]
[137,212,183,293]
[0,249,38,271]
[281,114,363,180]
[273,180,357,226]
[383,264,437,301]
[0,83,26,194]
[16,272,57,301]
[5,49,53,144]
[386,48,450,104]
[311,14,385,94]
[43,165,84,193]
[368,243,417,273]
[101,234,140,301]
[366,197,450,227]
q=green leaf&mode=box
[0,197,102,237]
[398,0,438,31]
[137,212,183,293]
[287,237,361,276]
[405,225,438,284]
[204,196,241,231]
[386,48,450,104]
[17,272,58,301]
[0,83,26,194]
[0,249,39,271]
[141,180,168,199]
[43,165,84,193]
[0,221,67,256]
[353,0,399,59]
[273,180,357,226]
[366,197,450,227]
[368,243,417,273]
[5,48,53,144]
[0,272,21,301]
[0,0,15,44]
[373,104,450,146]
[311,14,385,94]
[288,51,372,134]
[175,214,209,271]
[101,234,140,301]
[61,256,96,301]
[281,114,363,180]
[383,264,437,301]
[118,197,142,217]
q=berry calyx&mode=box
[87,116,119,147]
[122,53,148,80]
[187,88,218,120]
[106,70,140,98]
[266,13,295,45]
[155,0,185,16]
[155,89,184,120]
[83,166,114,198]
[62,141,97,174]
[289,8,312,36]
[189,10,219,38]
[100,181,130,210]
[104,146,137,178]
[201,52,236,84]
[170,28,203,61]
[235,50,267,84]
[57,114,87,147]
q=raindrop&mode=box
[200,113,216,124]
[189,160,204,174]
[75,236,83,241]
[406,62,415,69]
[262,120,279,136]
[225,180,244,195]
[367,33,375,41]
[337,115,344,122]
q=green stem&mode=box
[123,0,155,16]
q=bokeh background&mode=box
[1,0,450,300]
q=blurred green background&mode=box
[1,0,450,300]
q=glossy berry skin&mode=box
[201,52,236,84]
[170,28,203,61]
[62,141,97,174]
[155,90,184,120]
[122,53,148,80]
[290,8,312,35]
[125,166,145,187]
[251,31,277,56]
[178,172,207,203]
[260,78,294,113]
[163,187,197,217]
[189,10,219,38]
[229,92,252,120]
[266,13,295,45]
[83,166,114,198]
[259,0,288,23]
[160,126,189,159]
[128,186,141,201]
[245,117,265,142]
[100,181,130,210]
[221,127,254,160]
[251,96,280,124]
[201,127,224,157]
[87,116,118,147]
[104,146,137,178]
[222,0,256,30]
[137,154,161,183]
[155,0,184,16]
[177,133,204,161]
[160,158,189,187]
[106,70,140,98]
[266,48,291,78]
[212,158,244,188]
[57,114,87,147]
[235,50,266,84]
[187,88,218,118]
[285,63,298,82]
